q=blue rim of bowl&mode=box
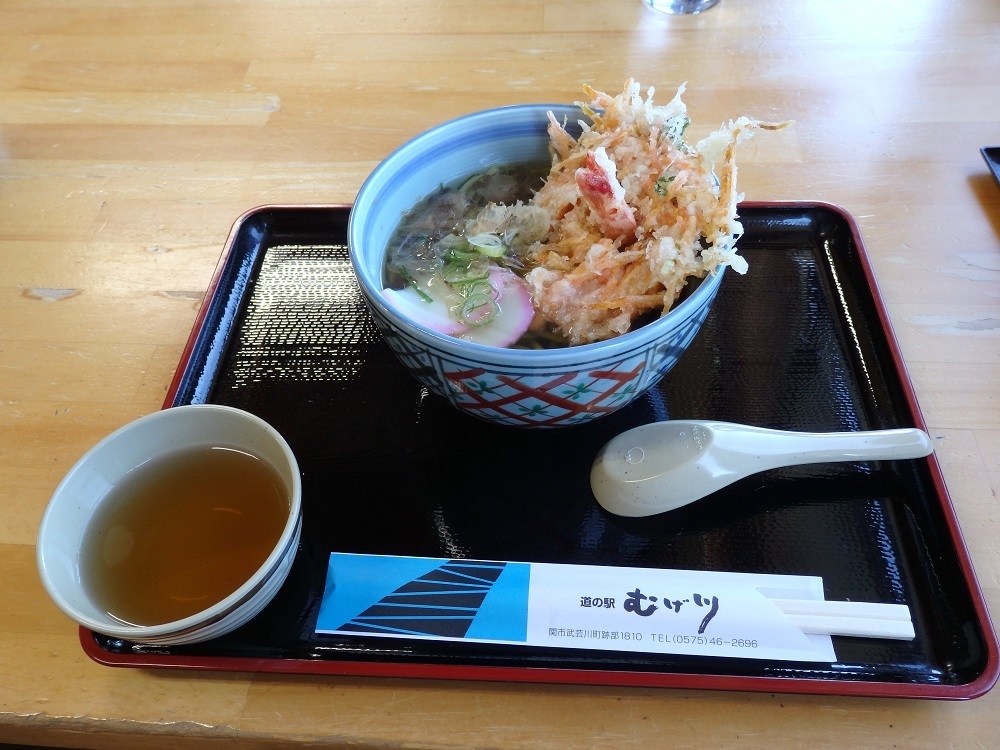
[347,104,728,363]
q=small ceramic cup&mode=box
[348,104,725,428]
[36,404,302,645]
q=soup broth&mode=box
[80,444,289,627]
[384,163,547,287]
[382,163,565,348]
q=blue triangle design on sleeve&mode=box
[336,559,508,638]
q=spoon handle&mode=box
[710,424,934,469]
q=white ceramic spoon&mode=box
[590,420,934,517]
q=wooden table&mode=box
[3,0,999,747]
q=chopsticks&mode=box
[771,599,915,640]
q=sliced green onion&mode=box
[399,266,433,303]
[459,280,494,299]
[435,233,470,255]
[446,250,480,267]
[442,257,491,285]
[459,293,499,326]
[467,233,507,258]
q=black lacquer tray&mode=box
[82,202,998,698]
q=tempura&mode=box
[525,80,790,345]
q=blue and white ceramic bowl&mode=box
[348,104,725,428]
